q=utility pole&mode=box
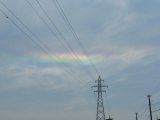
[92,75,108,120]
[136,112,138,120]
[148,95,153,120]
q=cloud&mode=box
[0,64,66,91]
[0,0,160,120]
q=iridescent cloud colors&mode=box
[28,52,103,64]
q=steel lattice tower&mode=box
[92,75,107,120]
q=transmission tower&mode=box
[92,75,108,120]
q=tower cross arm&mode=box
[92,85,98,88]
[94,90,106,93]
[91,85,108,88]
[101,85,108,87]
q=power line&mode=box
[51,0,97,83]
[34,0,95,80]
[152,109,160,113]
[26,0,93,86]
[138,105,149,120]
[52,0,100,76]
[27,0,73,54]
[0,7,91,90]
[0,2,91,89]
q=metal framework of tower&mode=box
[92,75,107,120]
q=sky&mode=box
[0,0,160,120]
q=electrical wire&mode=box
[26,0,94,82]
[0,1,91,89]
[52,0,100,76]
[25,0,93,86]
[43,0,96,81]
[138,106,149,120]
[34,0,95,81]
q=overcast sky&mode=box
[0,0,160,120]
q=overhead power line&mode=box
[25,0,94,85]
[34,0,95,80]
[0,1,92,89]
[27,0,95,86]
[52,0,100,76]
